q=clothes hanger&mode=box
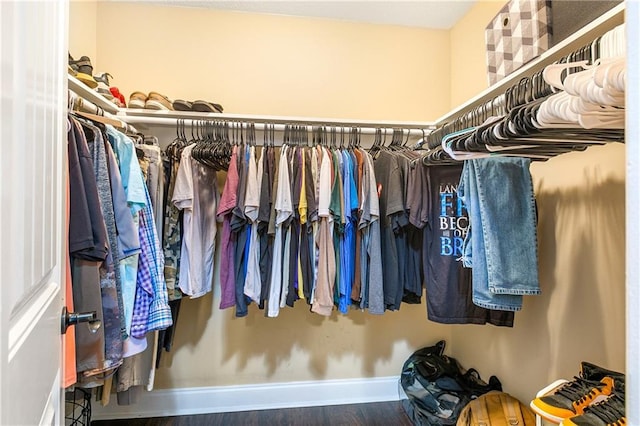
[284,124,291,147]
[414,128,427,150]
[269,123,275,148]
[71,105,128,131]
[370,128,382,158]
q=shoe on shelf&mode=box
[145,92,173,111]
[93,72,115,101]
[192,100,223,113]
[172,99,193,111]
[94,72,113,87]
[128,91,148,109]
[69,54,97,89]
[560,394,626,426]
[530,362,624,424]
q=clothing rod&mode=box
[120,115,432,136]
[118,109,435,131]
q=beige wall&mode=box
[69,0,627,407]
[156,296,451,388]
[449,1,504,108]
[69,0,97,66]
[92,2,450,122]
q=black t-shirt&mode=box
[374,151,405,310]
[68,118,108,261]
[423,165,514,327]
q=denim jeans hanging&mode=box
[458,157,540,311]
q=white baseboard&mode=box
[91,376,402,420]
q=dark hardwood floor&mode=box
[91,401,413,426]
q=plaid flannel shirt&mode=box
[130,182,173,338]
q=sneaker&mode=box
[530,362,623,423]
[561,392,625,426]
[94,72,113,87]
[93,72,115,101]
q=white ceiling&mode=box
[153,1,476,29]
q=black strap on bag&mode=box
[400,340,503,426]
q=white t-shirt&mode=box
[267,146,293,317]
[244,146,262,303]
[318,147,333,217]
[275,146,293,225]
[172,144,219,298]
[244,146,260,223]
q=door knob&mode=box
[61,307,101,334]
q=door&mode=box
[0,1,68,425]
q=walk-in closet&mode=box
[0,1,637,425]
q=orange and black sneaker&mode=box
[530,362,623,424]
[561,384,625,426]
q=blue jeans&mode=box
[458,157,540,311]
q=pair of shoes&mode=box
[68,53,98,89]
[530,362,625,425]
[128,91,174,111]
[172,99,223,113]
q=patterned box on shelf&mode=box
[485,0,553,85]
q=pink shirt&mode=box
[217,147,239,309]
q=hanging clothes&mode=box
[117,138,173,402]
[231,144,250,317]
[421,163,514,326]
[67,114,173,400]
[151,123,527,325]
[268,145,293,317]
[359,150,384,314]
[78,119,125,378]
[244,146,262,304]
[105,125,147,350]
[458,157,540,312]
[311,146,336,316]
[373,150,405,311]
[162,139,184,302]
[172,143,219,298]
[258,145,276,310]
[217,145,239,309]
[68,117,110,383]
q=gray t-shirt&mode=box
[373,151,404,310]
[362,151,384,314]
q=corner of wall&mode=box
[68,0,98,67]
[448,1,505,109]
